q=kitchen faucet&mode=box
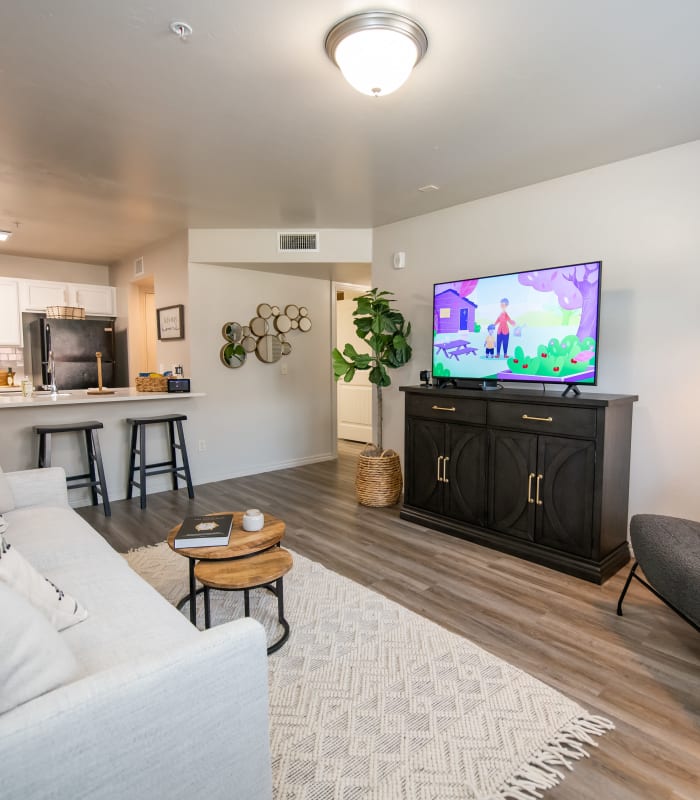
[47,350,57,394]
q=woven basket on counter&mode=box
[135,375,169,392]
[46,305,86,320]
[355,447,403,507]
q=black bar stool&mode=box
[33,421,111,516]
[126,413,194,509]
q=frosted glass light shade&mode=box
[335,29,418,96]
[325,11,428,97]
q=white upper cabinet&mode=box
[0,278,23,345]
[21,280,69,312]
[19,279,117,317]
[70,284,117,316]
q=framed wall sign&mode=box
[157,304,185,340]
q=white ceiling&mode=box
[1,1,699,266]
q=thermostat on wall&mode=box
[167,378,191,393]
[393,251,406,269]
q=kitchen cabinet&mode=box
[401,386,637,583]
[0,278,23,345]
[19,279,116,316]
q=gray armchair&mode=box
[617,514,700,631]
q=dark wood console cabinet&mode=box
[400,386,637,583]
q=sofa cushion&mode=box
[4,505,198,676]
[0,466,15,513]
[0,534,88,631]
[0,583,78,714]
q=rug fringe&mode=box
[492,713,614,799]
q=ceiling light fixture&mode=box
[325,11,428,97]
[0,230,13,242]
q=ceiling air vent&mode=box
[278,232,319,253]
[134,256,144,277]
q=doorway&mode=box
[335,284,372,443]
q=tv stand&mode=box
[399,385,638,583]
[561,384,581,398]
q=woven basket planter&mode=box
[355,450,403,507]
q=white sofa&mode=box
[0,467,273,800]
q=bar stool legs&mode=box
[126,414,194,509]
[34,421,111,516]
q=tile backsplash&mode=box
[0,346,24,380]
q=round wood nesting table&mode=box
[195,547,293,654]
[167,511,285,626]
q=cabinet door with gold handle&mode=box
[442,456,450,484]
[436,455,444,483]
[522,414,553,423]
[527,472,535,504]
[536,473,543,505]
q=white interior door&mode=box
[336,290,373,443]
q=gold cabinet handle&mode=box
[527,472,535,504]
[437,455,444,483]
[443,456,450,484]
[536,474,543,505]
[522,414,553,423]
[432,405,456,412]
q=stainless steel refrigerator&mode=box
[30,319,116,390]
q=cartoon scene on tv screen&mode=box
[432,262,600,384]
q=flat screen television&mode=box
[432,261,602,391]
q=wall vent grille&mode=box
[278,232,319,252]
[134,256,144,276]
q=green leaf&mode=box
[343,366,356,383]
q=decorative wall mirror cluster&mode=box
[220,303,312,369]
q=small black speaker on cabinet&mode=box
[419,370,431,386]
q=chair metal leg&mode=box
[176,419,195,499]
[244,589,250,617]
[91,430,111,516]
[617,561,638,616]
[168,419,178,490]
[38,433,51,468]
[85,429,99,506]
[138,425,147,509]
[126,424,138,499]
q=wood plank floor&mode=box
[78,441,700,799]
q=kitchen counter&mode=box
[0,387,204,407]
[0,388,207,506]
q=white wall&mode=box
[0,254,109,284]
[373,140,700,521]
[186,262,334,483]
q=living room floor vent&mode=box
[278,232,319,252]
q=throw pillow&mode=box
[0,582,78,714]
[0,534,88,631]
[0,465,15,514]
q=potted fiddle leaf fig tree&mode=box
[332,289,412,506]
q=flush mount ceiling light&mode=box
[325,11,428,97]
[0,230,12,242]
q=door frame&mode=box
[330,281,372,457]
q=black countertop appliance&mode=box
[30,318,116,390]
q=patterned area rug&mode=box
[126,543,612,800]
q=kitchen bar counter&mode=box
[0,388,206,506]
[0,387,205,407]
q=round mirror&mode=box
[285,304,300,319]
[274,314,292,333]
[299,307,309,317]
[271,305,280,316]
[222,322,242,343]
[257,303,273,319]
[220,343,247,369]
[298,316,312,332]
[291,319,299,329]
[250,317,269,337]
[241,325,251,337]
[281,341,292,356]
[256,334,282,363]
[241,336,257,353]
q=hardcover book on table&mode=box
[173,514,234,549]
